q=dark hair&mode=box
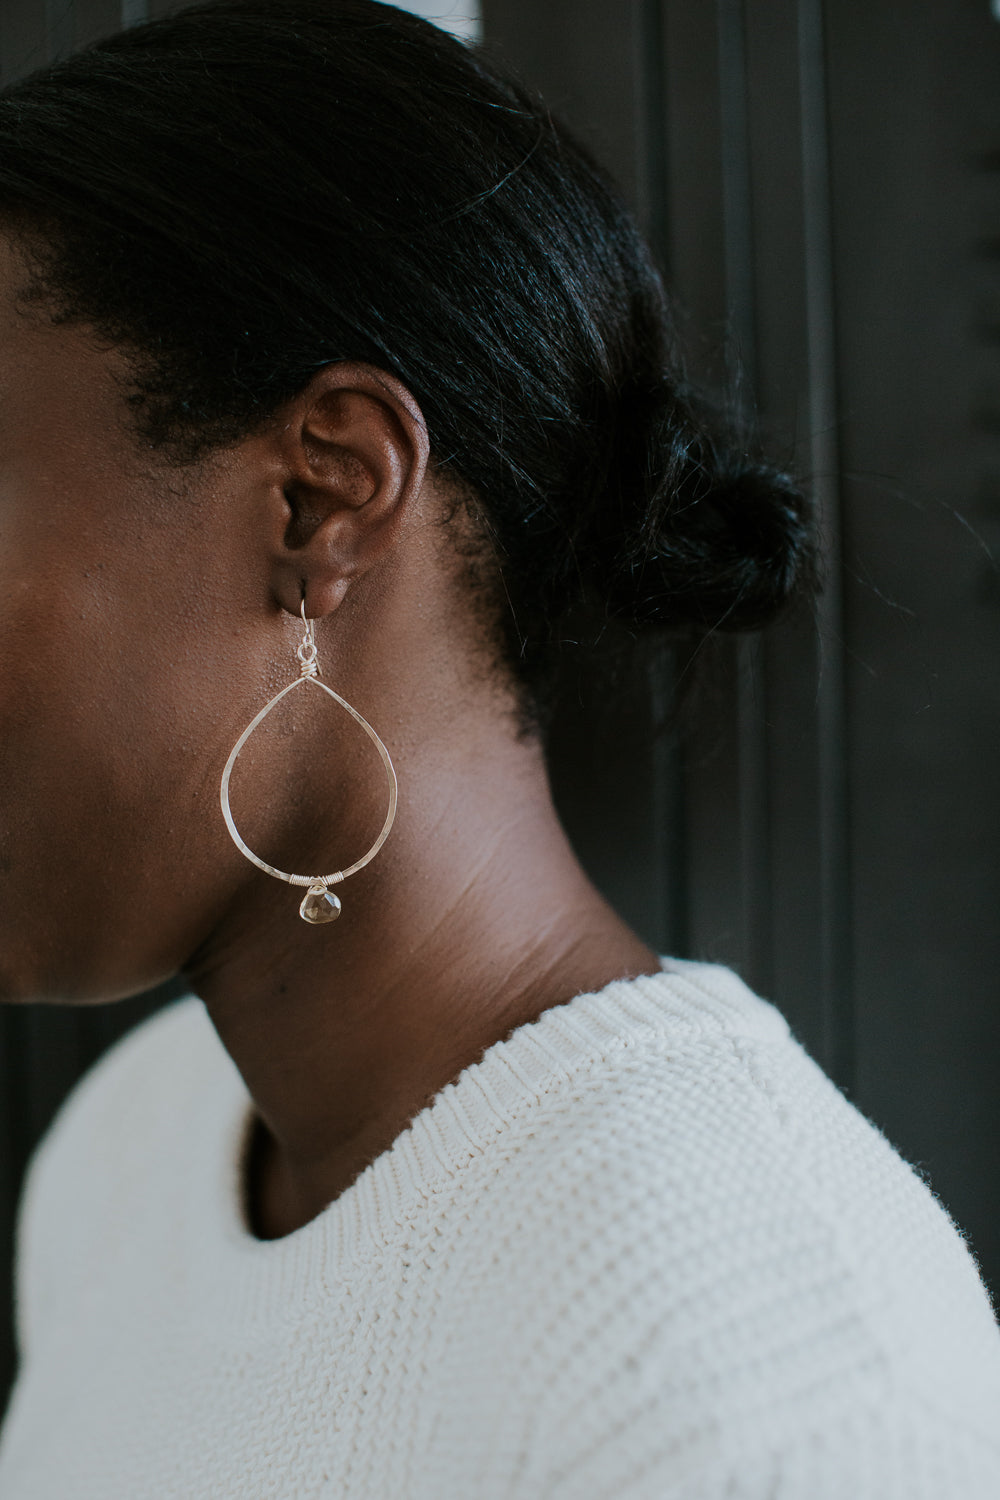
[0,0,819,731]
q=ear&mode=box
[266,361,430,619]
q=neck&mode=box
[185,656,659,1238]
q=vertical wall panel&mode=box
[0,0,48,83]
[485,0,1000,1306]
[825,0,1000,1303]
[480,0,650,208]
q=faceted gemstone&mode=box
[299,885,342,924]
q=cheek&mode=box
[0,329,264,1000]
[0,571,234,1002]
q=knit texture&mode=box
[1,957,999,1498]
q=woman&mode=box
[0,1,997,1495]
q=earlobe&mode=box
[268,363,430,620]
[276,569,353,621]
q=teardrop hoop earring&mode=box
[219,599,398,925]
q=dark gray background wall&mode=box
[484,0,1000,1312]
[1,0,999,1415]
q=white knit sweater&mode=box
[2,957,999,1498]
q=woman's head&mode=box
[0,0,817,723]
[0,0,819,1004]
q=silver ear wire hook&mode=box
[296,599,319,678]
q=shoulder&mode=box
[486,959,991,1306]
[423,961,1000,1476]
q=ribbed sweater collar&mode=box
[182,956,786,1329]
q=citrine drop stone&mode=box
[299,885,342,924]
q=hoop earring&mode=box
[219,599,398,924]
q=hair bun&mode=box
[583,382,820,637]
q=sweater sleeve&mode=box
[432,1025,1000,1500]
[607,1380,1000,1499]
